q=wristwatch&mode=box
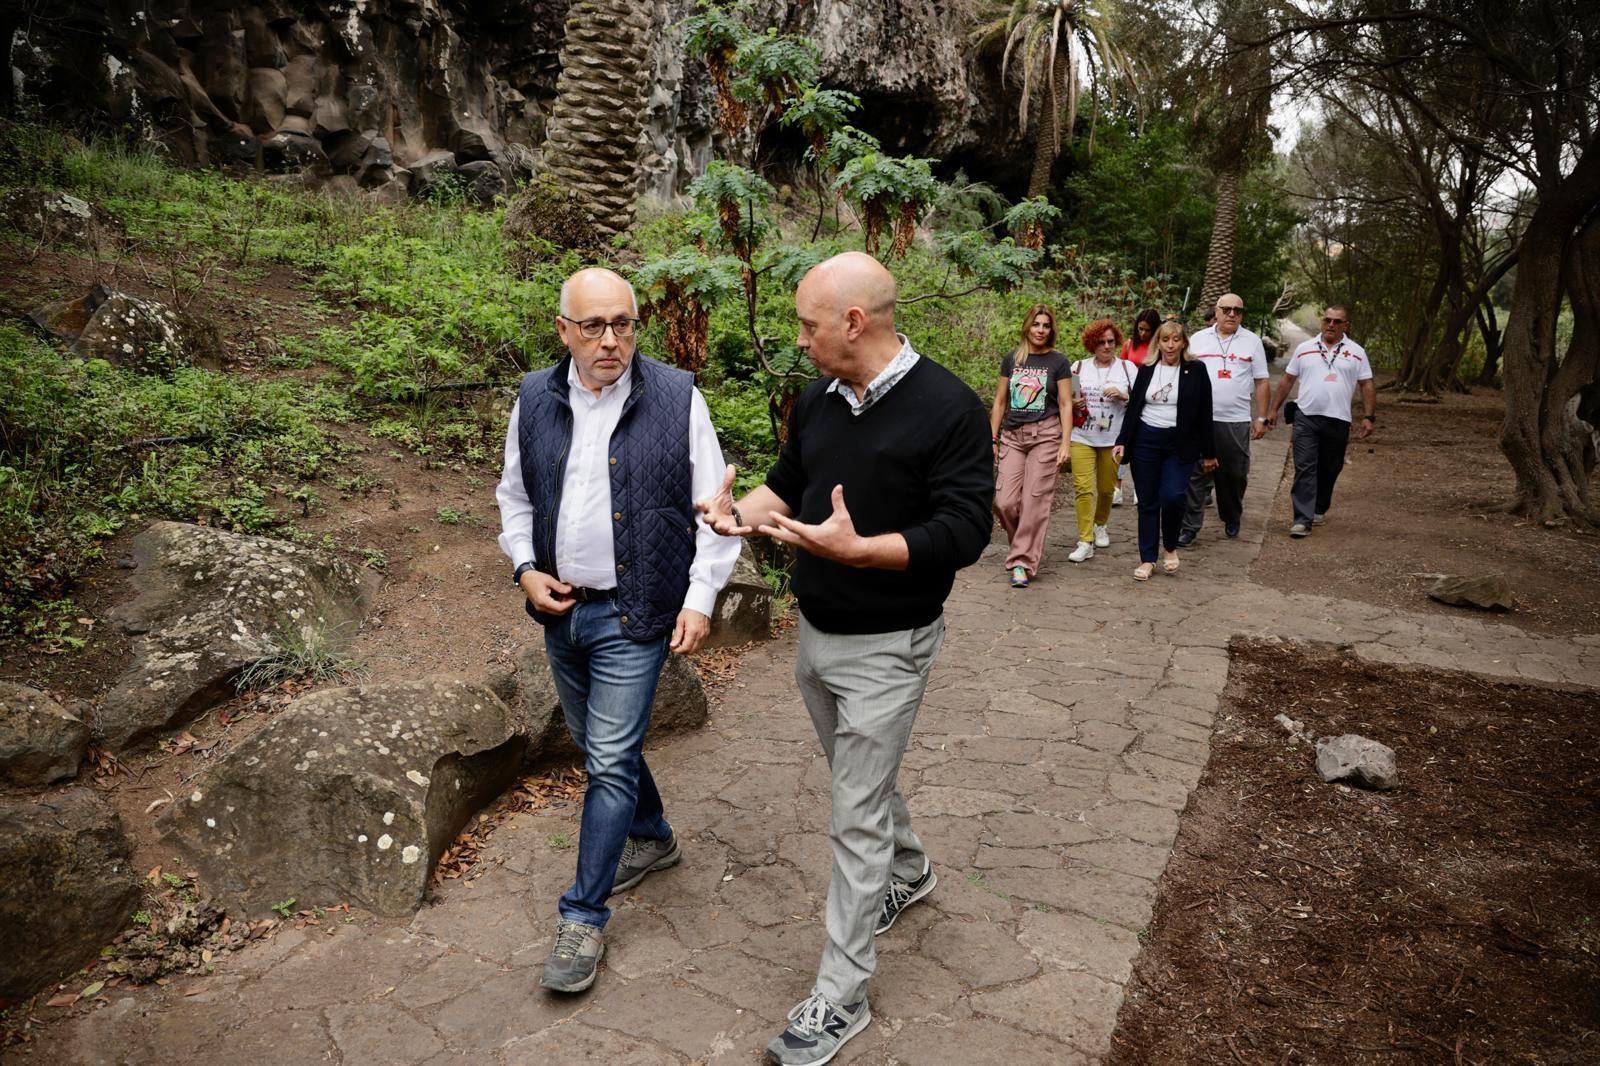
[1362,413,1376,422]
[512,560,538,587]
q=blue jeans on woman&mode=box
[1129,423,1194,563]
[543,599,672,929]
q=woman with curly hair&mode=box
[1066,318,1140,564]
[990,303,1072,588]
[1112,321,1217,580]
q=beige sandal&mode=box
[1162,552,1180,574]
[1133,562,1154,581]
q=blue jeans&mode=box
[543,600,671,928]
[1129,423,1194,562]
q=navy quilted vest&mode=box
[516,353,696,641]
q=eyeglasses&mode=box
[1096,337,1118,347]
[560,315,641,340]
[1321,316,1347,325]
[1217,305,1244,315]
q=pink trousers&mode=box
[994,415,1064,574]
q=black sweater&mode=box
[765,357,994,634]
[1115,358,1218,464]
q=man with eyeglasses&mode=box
[1267,304,1376,536]
[1178,293,1270,544]
[496,266,741,993]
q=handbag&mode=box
[1070,360,1089,427]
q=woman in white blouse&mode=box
[1067,318,1140,563]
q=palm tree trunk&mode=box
[1025,58,1072,199]
[541,1,655,238]
[1196,165,1241,314]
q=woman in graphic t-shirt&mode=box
[1066,319,1140,564]
[990,303,1072,588]
[1113,308,1162,507]
[1113,322,1217,580]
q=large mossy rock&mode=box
[0,789,140,1000]
[93,522,379,752]
[162,679,525,918]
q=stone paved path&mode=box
[18,432,1600,1066]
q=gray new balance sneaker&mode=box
[537,918,604,993]
[766,991,871,1066]
[610,831,681,896]
[875,858,937,936]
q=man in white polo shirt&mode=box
[1179,293,1269,543]
[1267,304,1377,537]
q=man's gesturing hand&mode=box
[760,484,864,565]
[670,608,710,654]
[695,463,754,536]
[519,570,574,615]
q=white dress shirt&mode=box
[495,359,741,618]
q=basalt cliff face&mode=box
[7,0,1021,205]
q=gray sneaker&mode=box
[766,992,871,1066]
[610,831,681,896]
[875,858,936,935]
[1312,513,1326,526]
[538,918,604,993]
[1289,522,1311,537]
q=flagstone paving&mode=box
[17,431,1599,1065]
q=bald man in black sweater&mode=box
[697,252,993,1066]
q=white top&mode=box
[1189,325,1268,422]
[1285,335,1373,421]
[1140,360,1183,429]
[1070,357,1139,447]
[495,359,741,618]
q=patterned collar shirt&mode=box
[824,334,921,415]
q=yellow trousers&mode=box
[1070,441,1119,542]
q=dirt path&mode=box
[12,423,1600,1065]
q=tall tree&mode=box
[541,1,657,238]
[1190,0,1275,313]
[976,0,1137,198]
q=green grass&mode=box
[0,325,348,640]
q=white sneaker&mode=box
[1111,487,1123,506]
[1068,540,1095,562]
[1093,524,1110,548]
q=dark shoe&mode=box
[538,918,604,993]
[610,831,681,896]
[766,992,871,1065]
[875,859,937,936]
[1176,530,1197,547]
[1224,522,1240,538]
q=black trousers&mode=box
[1291,414,1350,524]
[1183,420,1251,534]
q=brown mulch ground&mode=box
[1250,386,1600,636]
[1108,640,1600,1065]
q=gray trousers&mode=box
[1291,414,1350,524]
[795,614,944,1006]
[1183,420,1252,534]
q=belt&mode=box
[566,586,617,602]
